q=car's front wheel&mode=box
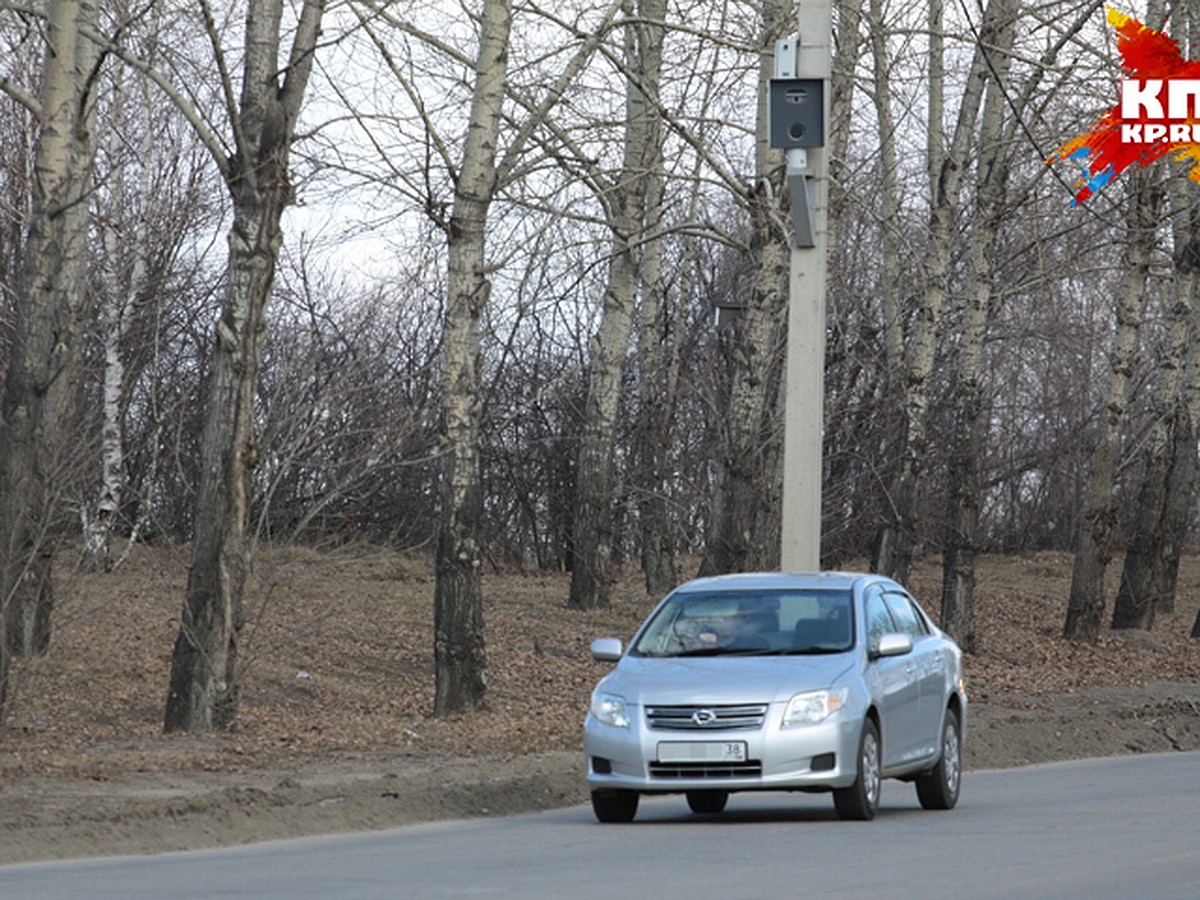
[834,718,881,821]
[915,706,961,810]
[591,789,639,823]
[686,790,729,814]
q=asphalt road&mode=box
[2,752,1197,899]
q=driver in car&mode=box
[697,609,772,649]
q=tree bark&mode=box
[1111,0,1198,630]
[698,0,791,578]
[863,0,905,573]
[80,84,155,573]
[1063,168,1161,642]
[433,0,513,712]
[1154,401,1195,614]
[940,0,1016,652]
[1111,323,1191,630]
[632,0,673,597]
[165,0,326,731]
[1,0,99,712]
[569,0,665,609]
[872,0,1000,584]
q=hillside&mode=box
[1,545,1199,863]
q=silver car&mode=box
[583,571,966,822]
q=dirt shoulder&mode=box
[2,681,1199,865]
[2,548,1199,864]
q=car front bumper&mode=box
[584,705,864,794]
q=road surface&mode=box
[2,752,1196,899]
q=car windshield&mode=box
[631,588,855,658]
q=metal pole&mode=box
[779,8,831,572]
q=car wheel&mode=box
[686,790,729,814]
[834,718,881,821]
[915,707,962,811]
[591,789,639,823]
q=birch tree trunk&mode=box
[1111,0,1197,630]
[569,0,664,609]
[433,0,513,712]
[79,221,133,574]
[0,0,99,709]
[80,68,157,573]
[1154,395,1195,613]
[871,0,1003,584]
[1110,277,1194,630]
[1063,167,1161,643]
[631,0,672,596]
[828,0,863,221]
[78,7,176,575]
[939,0,1016,651]
[1144,219,1200,630]
[863,0,904,562]
[698,0,791,577]
[165,0,325,731]
[1180,248,1200,640]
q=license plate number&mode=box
[657,741,747,763]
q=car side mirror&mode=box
[590,637,623,662]
[870,632,913,660]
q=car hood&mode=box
[600,654,855,706]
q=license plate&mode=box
[657,741,747,763]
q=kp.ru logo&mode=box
[1049,6,1200,204]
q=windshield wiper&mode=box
[674,646,775,657]
[782,646,847,655]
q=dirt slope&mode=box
[2,546,1198,864]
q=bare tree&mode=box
[0,0,101,719]
[1112,0,1199,631]
[430,0,515,712]
[858,0,905,567]
[698,0,793,577]
[632,239,677,595]
[1111,251,1195,631]
[871,0,1010,584]
[252,257,443,549]
[80,21,166,574]
[164,0,327,731]
[341,0,626,705]
[569,0,667,609]
[939,0,1017,651]
[937,0,1105,643]
[1063,165,1162,642]
[629,0,674,598]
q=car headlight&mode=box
[782,688,848,726]
[591,691,630,728]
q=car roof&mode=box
[671,571,895,594]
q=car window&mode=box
[864,589,896,650]
[883,592,928,638]
[630,588,853,656]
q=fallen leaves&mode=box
[1,545,1197,781]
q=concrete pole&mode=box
[779,6,831,572]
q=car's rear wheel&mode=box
[686,790,729,814]
[591,789,639,823]
[915,707,961,810]
[834,718,881,821]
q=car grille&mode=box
[644,704,768,731]
[649,760,763,779]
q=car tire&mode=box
[591,789,639,823]
[686,790,729,814]
[834,718,881,821]
[915,707,962,811]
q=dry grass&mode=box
[3,544,1199,781]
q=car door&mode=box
[883,591,944,762]
[862,587,921,768]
